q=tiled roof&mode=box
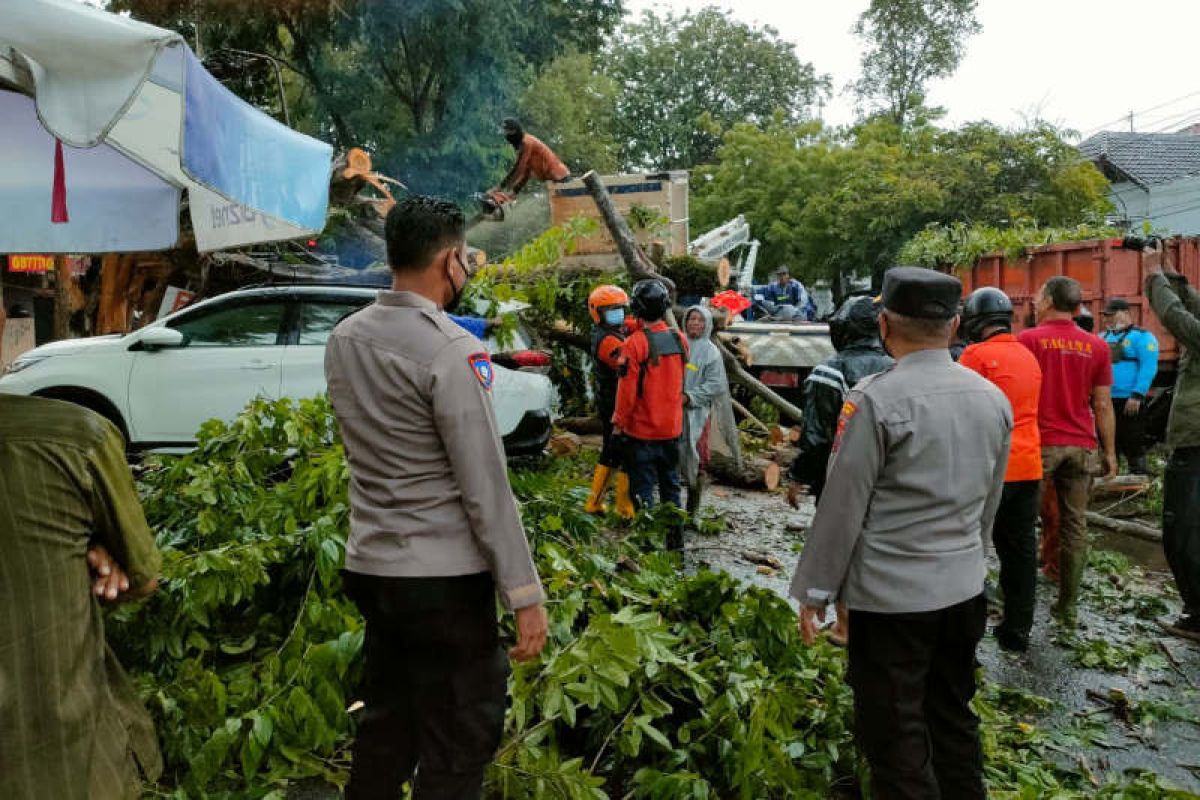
[1078,131,1200,186]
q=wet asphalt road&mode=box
[694,485,1200,793]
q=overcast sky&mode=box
[626,0,1200,139]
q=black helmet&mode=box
[961,287,1013,343]
[630,279,670,321]
[1074,305,1094,333]
[829,295,880,351]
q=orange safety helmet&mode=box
[587,284,629,323]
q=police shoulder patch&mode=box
[831,400,859,454]
[468,351,494,390]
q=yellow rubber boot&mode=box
[584,464,612,514]
[614,471,636,520]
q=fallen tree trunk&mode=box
[580,171,676,294]
[558,416,604,435]
[710,452,780,490]
[1085,512,1162,543]
[716,338,804,424]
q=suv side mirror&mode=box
[138,326,185,350]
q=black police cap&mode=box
[881,267,963,320]
[1102,298,1130,315]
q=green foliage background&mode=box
[692,118,1112,285]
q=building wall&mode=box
[1109,181,1150,227]
[1148,175,1200,235]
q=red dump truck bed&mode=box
[950,237,1200,376]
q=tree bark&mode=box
[730,397,769,433]
[54,256,72,340]
[557,416,604,435]
[716,338,804,424]
[1085,512,1162,543]
[709,451,780,490]
[580,171,676,294]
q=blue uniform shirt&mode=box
[1102,326,1159,398]
[449,314,488,339]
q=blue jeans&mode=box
[626,437,681,509]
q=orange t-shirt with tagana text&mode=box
[960,333,1044,482]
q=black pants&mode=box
[597,402,625,469]
[848,594,987,800]
[343,571,508,800]
[1164,447,1200,617]
[1113,398,1149,472]
[626,437,681,509]
[992,480,1041,645]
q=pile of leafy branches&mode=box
[111,398,860,798]
[109,399,1197,798]
[468,218,624,416]
[898,221,1120,269]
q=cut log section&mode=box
[717,257,732,287]
[710,452,780,490]
[548,432,582,456]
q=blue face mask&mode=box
[603,308,625,326]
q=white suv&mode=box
[0,286,554,456]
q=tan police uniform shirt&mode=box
[789,348,1012,614]
[324,290,544,610]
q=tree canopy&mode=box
[607,8,829,170]
[115,0,626,198]
[692,117,1111,286]
[853,0,981,125]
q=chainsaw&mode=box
[470,188,515,224]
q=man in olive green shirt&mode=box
[0,322,163,800]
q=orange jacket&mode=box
[960,333,1044,482]
[502,134,570,193]
[613,321,687,441]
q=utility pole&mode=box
[1129,110,1135,132]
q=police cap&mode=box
[880,267,963,320]
[1102,298,1130,315]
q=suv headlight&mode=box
[3,355,51,376]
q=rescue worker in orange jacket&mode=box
[498,118,570,196]
[585,285,637,519]
[613,280,688,549]
[959,287,1044,652]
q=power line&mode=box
[1079,89,1200,138]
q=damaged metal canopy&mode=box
[0,0,332,253]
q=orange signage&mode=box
[7,254,54,274]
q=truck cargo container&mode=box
[946,237,1200,381]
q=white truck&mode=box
[688,216,834,404]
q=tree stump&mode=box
[548,432,582,456]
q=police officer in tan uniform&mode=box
[790,267,1012,800]
[325,196,547,799]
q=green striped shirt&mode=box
[0,395,162,800]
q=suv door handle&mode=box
[240,361,273,371]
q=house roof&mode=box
[1078,131,1200,187]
